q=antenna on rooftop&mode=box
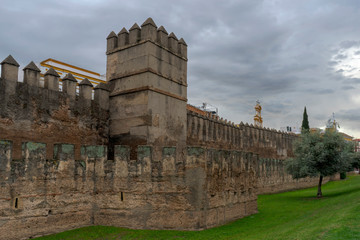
[200,102,218,115]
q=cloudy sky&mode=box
[1,0,360,137]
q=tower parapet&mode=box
[106,18,188,152]
[1,55,20,93]
[62,73,77,97]
[23,61,41,87]
[44,67,60,90]
[79,78,93,107]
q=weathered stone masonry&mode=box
[0,18,336,240]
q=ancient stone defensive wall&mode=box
[186,111,335,194]
[187,110,296,159]
[0,18,337,239]
[0,56,109,160]
[0,141,258,239]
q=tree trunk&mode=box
[317,175,323,198]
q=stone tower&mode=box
[254,100,263,128]
[106,18,188,154]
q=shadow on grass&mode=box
[320,186,360,198]
[278,181,360,201]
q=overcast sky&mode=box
[1,0,360,137]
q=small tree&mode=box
[301,107,310,133]
[286,130,353,198]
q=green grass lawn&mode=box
[35,175,360,240]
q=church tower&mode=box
[254,100,263,127]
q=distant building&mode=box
[280,126,301,134]
[325,113,340,132]
[187,104,208,116]
[353,139,360,152]
[39,58,106,88]
[338,132,354,142]
[310,128,323,133]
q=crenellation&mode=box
[94,82,110,110]
[79,78,93,104]
[157,25,168,46]
[140,17,157,42]
[106,31,118,51]
[208,120,212,141]
[117,27,129,47]
[44,67,60,91]
[178,38,188,58]
[62,73,77,97]
[23,61,41,87]
[203,118,208,142]
[198,116,204,141]
[128,23,141,44]
[222,123,226,142]
[1,55,20,94]
[186,112,295,160]
[168,32,178,52]
[214,121,218,141]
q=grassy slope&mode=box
[36,175,360,240]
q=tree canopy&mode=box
[286,130,354,197]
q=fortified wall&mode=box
[0,18,335,240]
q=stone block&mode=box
[54,144,74,161]
[137,146,152,175]
[114,145,130,177]
[162,147,176,174]
[0,140,12,181]
[22,142,46,179]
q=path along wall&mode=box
[0,141,258,240]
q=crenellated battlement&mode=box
[106,18,187,60]
[0,55,110,160]
[0,55,110,111]
[187,110,297,159]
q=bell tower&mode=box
[254,100,263,127]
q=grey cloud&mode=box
[328,60,339,66]
[334,54,347,60]
[2,0,360,136]
[343,78,360,84]
[339,40,360,49]
[341,85,355,90]
[338,109,360,122]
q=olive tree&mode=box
[286,130,353,198]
